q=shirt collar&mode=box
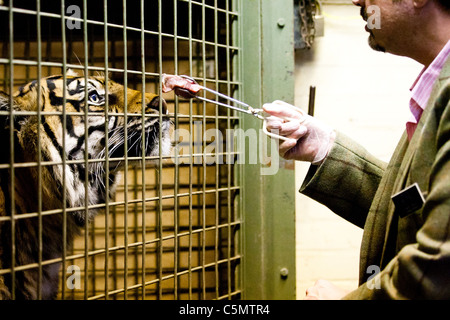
[410,40,450,109]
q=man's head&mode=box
[352,0,450,65]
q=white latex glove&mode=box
[262,100,335,164]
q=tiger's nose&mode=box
[148,96,168,115]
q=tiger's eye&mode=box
[89,92,100,103]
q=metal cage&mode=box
[0,0,297,301]
[0,0,242,300]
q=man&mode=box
[263,0,450,299]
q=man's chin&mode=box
[368,33,386,53]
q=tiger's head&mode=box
[0,70,171,225]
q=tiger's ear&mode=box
[66,69,79,77]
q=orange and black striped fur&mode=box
[0,71,171,299]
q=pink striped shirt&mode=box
[406,40,450,140]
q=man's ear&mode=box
[413,0,430,9]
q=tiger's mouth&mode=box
[107,117,171,163]
[104,95,172,170]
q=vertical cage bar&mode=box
[225,0,233,299]
[8,0,16,301]
[157,0,164,300]
[88,25,98,299]
[132,167,139,300]
[172,0,180,300]
[233,0,242,297]
[35,0,44,300]
[122,0,129,300]
[213,0,220,300]
[82,0,90,299]
[187,0,193,300]
[60,0,68,300]
[200,0,207,300]
[103,0,111,300]
[139,0,146,300]
[195,16,201,299]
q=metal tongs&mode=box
[175,75,302,141]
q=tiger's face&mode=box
[0,70,171,224]
[0,71,172,299]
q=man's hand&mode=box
[305,279,350,300]
[263,100,336,164]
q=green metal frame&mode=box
[238,0,296,300]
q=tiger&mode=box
[0,70,171,299]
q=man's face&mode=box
[354,0,415,56]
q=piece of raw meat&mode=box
[161,74,202,99]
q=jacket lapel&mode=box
[378,57,450,268]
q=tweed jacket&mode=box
[299,58,450,299]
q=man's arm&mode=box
[300,132,387,228]
[263,101,387,227]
